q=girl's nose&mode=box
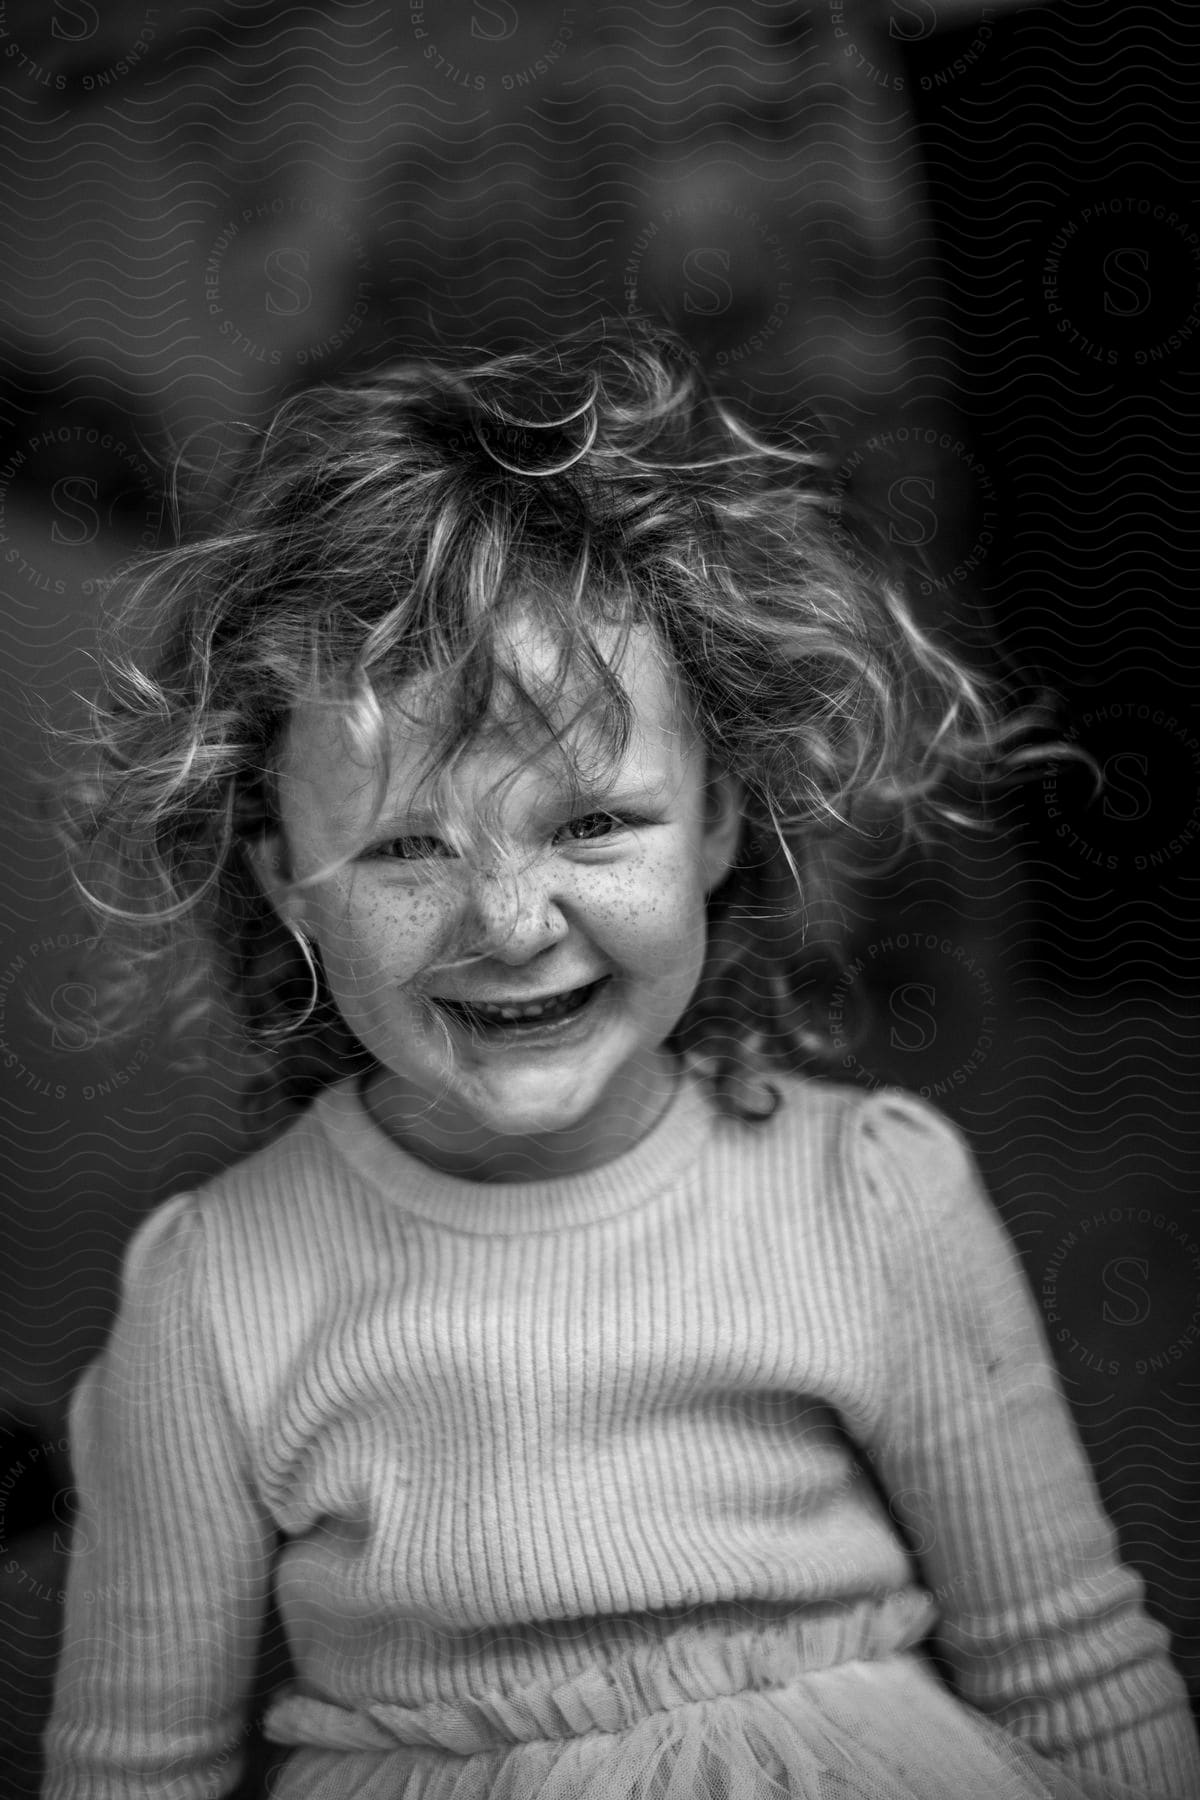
[464,864,570,964]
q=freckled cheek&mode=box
[312,887,456,997]
[593,860,709,979]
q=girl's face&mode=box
[263,616,742,1180]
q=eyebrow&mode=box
[372,782,668,835]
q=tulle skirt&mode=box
[261,1591,1135,1800]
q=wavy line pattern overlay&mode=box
[1,1,1197,1793]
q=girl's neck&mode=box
[359,1048,683,1184]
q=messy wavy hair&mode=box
[50,321,1040,1124]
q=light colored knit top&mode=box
[41,1070,1200,1799]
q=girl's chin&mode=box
[368,1055,614,1135]
[451,1073,615,1141]
[375,1088,622,1180]
[437,1048,678,1167]
[367,1049,669,1178]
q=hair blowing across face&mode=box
[49,321,1041,1123]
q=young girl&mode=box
[41,327,1200,1800]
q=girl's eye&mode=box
[369,813,644,861]
[374,835,456,861]
[560,812,630,844]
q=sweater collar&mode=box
[310,1062,716,1235]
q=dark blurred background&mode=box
[1,2,1198,1793]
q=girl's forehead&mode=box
[416,613,685,740]
[278,618,695,817]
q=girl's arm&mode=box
[41,1194,276,1800]
[850,1088,1200,1800]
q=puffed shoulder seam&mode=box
[852,1082,963,1144]
[117,1189,201,1293]
[839,1083,978,1229]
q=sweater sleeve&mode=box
[41,1193,276,1800]
[848,1088,1200,1800]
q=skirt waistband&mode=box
[263,1587,940,1756]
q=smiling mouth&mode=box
[432,977,609,1033]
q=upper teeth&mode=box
[476,995,564,1021]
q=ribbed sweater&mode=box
[41,1070,1200,1799]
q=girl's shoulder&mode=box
[760,1073,983,1228]
[757,1070,970,1166]
[100,1088,373,1395]
[119,1083,359,1295]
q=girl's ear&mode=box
[699,771,745,892]
[243,831,306,929]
